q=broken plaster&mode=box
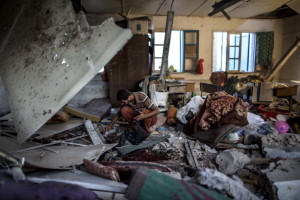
[0,0,132,142]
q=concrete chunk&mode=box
[261,159,300,200]
[216,149,251,175]
[262,134,300,158]
[0,0,132,142]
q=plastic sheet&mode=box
[176,96,204,124]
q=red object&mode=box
[197,59,204,74]
[120,107,157,132]
[257,105,290,120]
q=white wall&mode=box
[279,15,300,100]
[152,16,283,82]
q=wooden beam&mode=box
[63,106,100,122]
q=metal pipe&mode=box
[159,11,174,80]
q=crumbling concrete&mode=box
[0,0,132,142]
[194,168,260,200]
[262,134,300,158]
[261,159,300,200]
[216,149,250,175]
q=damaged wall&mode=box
[151,16,283,81]
[278,15,300,100]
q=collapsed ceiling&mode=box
[78,0,300,19]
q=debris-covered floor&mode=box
[1,93,300,200]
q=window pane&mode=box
[154,58,162,70]
[229,34,240,46]
[241,33,256,72]
[213,32,227,72]
[185,32,197,44]
[169,31,181,72]
[185,58,196,71]
[154,32,165,44]
[185,45,197,58]
[229,47,239,58]
[228,59,239,71]
[154,46,163,57]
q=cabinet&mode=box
[107,35,150,107]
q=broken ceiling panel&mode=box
[0,0,132,142]
[224,0,292,18]
[288,0,300,14]
[80,0,299,18]
[0,136,117,169]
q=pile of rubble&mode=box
[1,94,300,200]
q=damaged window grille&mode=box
[213,32,256,73]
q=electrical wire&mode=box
[188,0,209,16]
[156,0,167,15]
[170,0,175,11]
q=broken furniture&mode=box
[107,34,150,107]
[200,76,239,97]
[64,98,112,123]
[273,85,298,111]
[167,83,186,107]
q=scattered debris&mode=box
[27,170,127,193]
[100,161,172,173]
[34,118,84,140]
[260,159,300,200]
[0,136,116,169]
[193,168,260,200]
[262,134,300,158]
[185,140,200,169]
[116,135,170,155]
[84,120,103,144]
[83,159,120,182]
[125,167,231,200]
[216,149,251,175]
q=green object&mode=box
[256,32,274,70]
[126,167,232,200]
[116,135,170,155]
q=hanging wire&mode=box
[156,0,167,15]
[170,0,175,11]
[188,0,209,16]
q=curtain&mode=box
[256,32,274,72]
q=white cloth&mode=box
[176,96,204,124]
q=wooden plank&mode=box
[63,106,100,122]
[185,140,200,170]
[93,123,106,144]
[84,120,103,145]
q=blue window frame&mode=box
[154,30,199,72]
[213,32,256,73]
